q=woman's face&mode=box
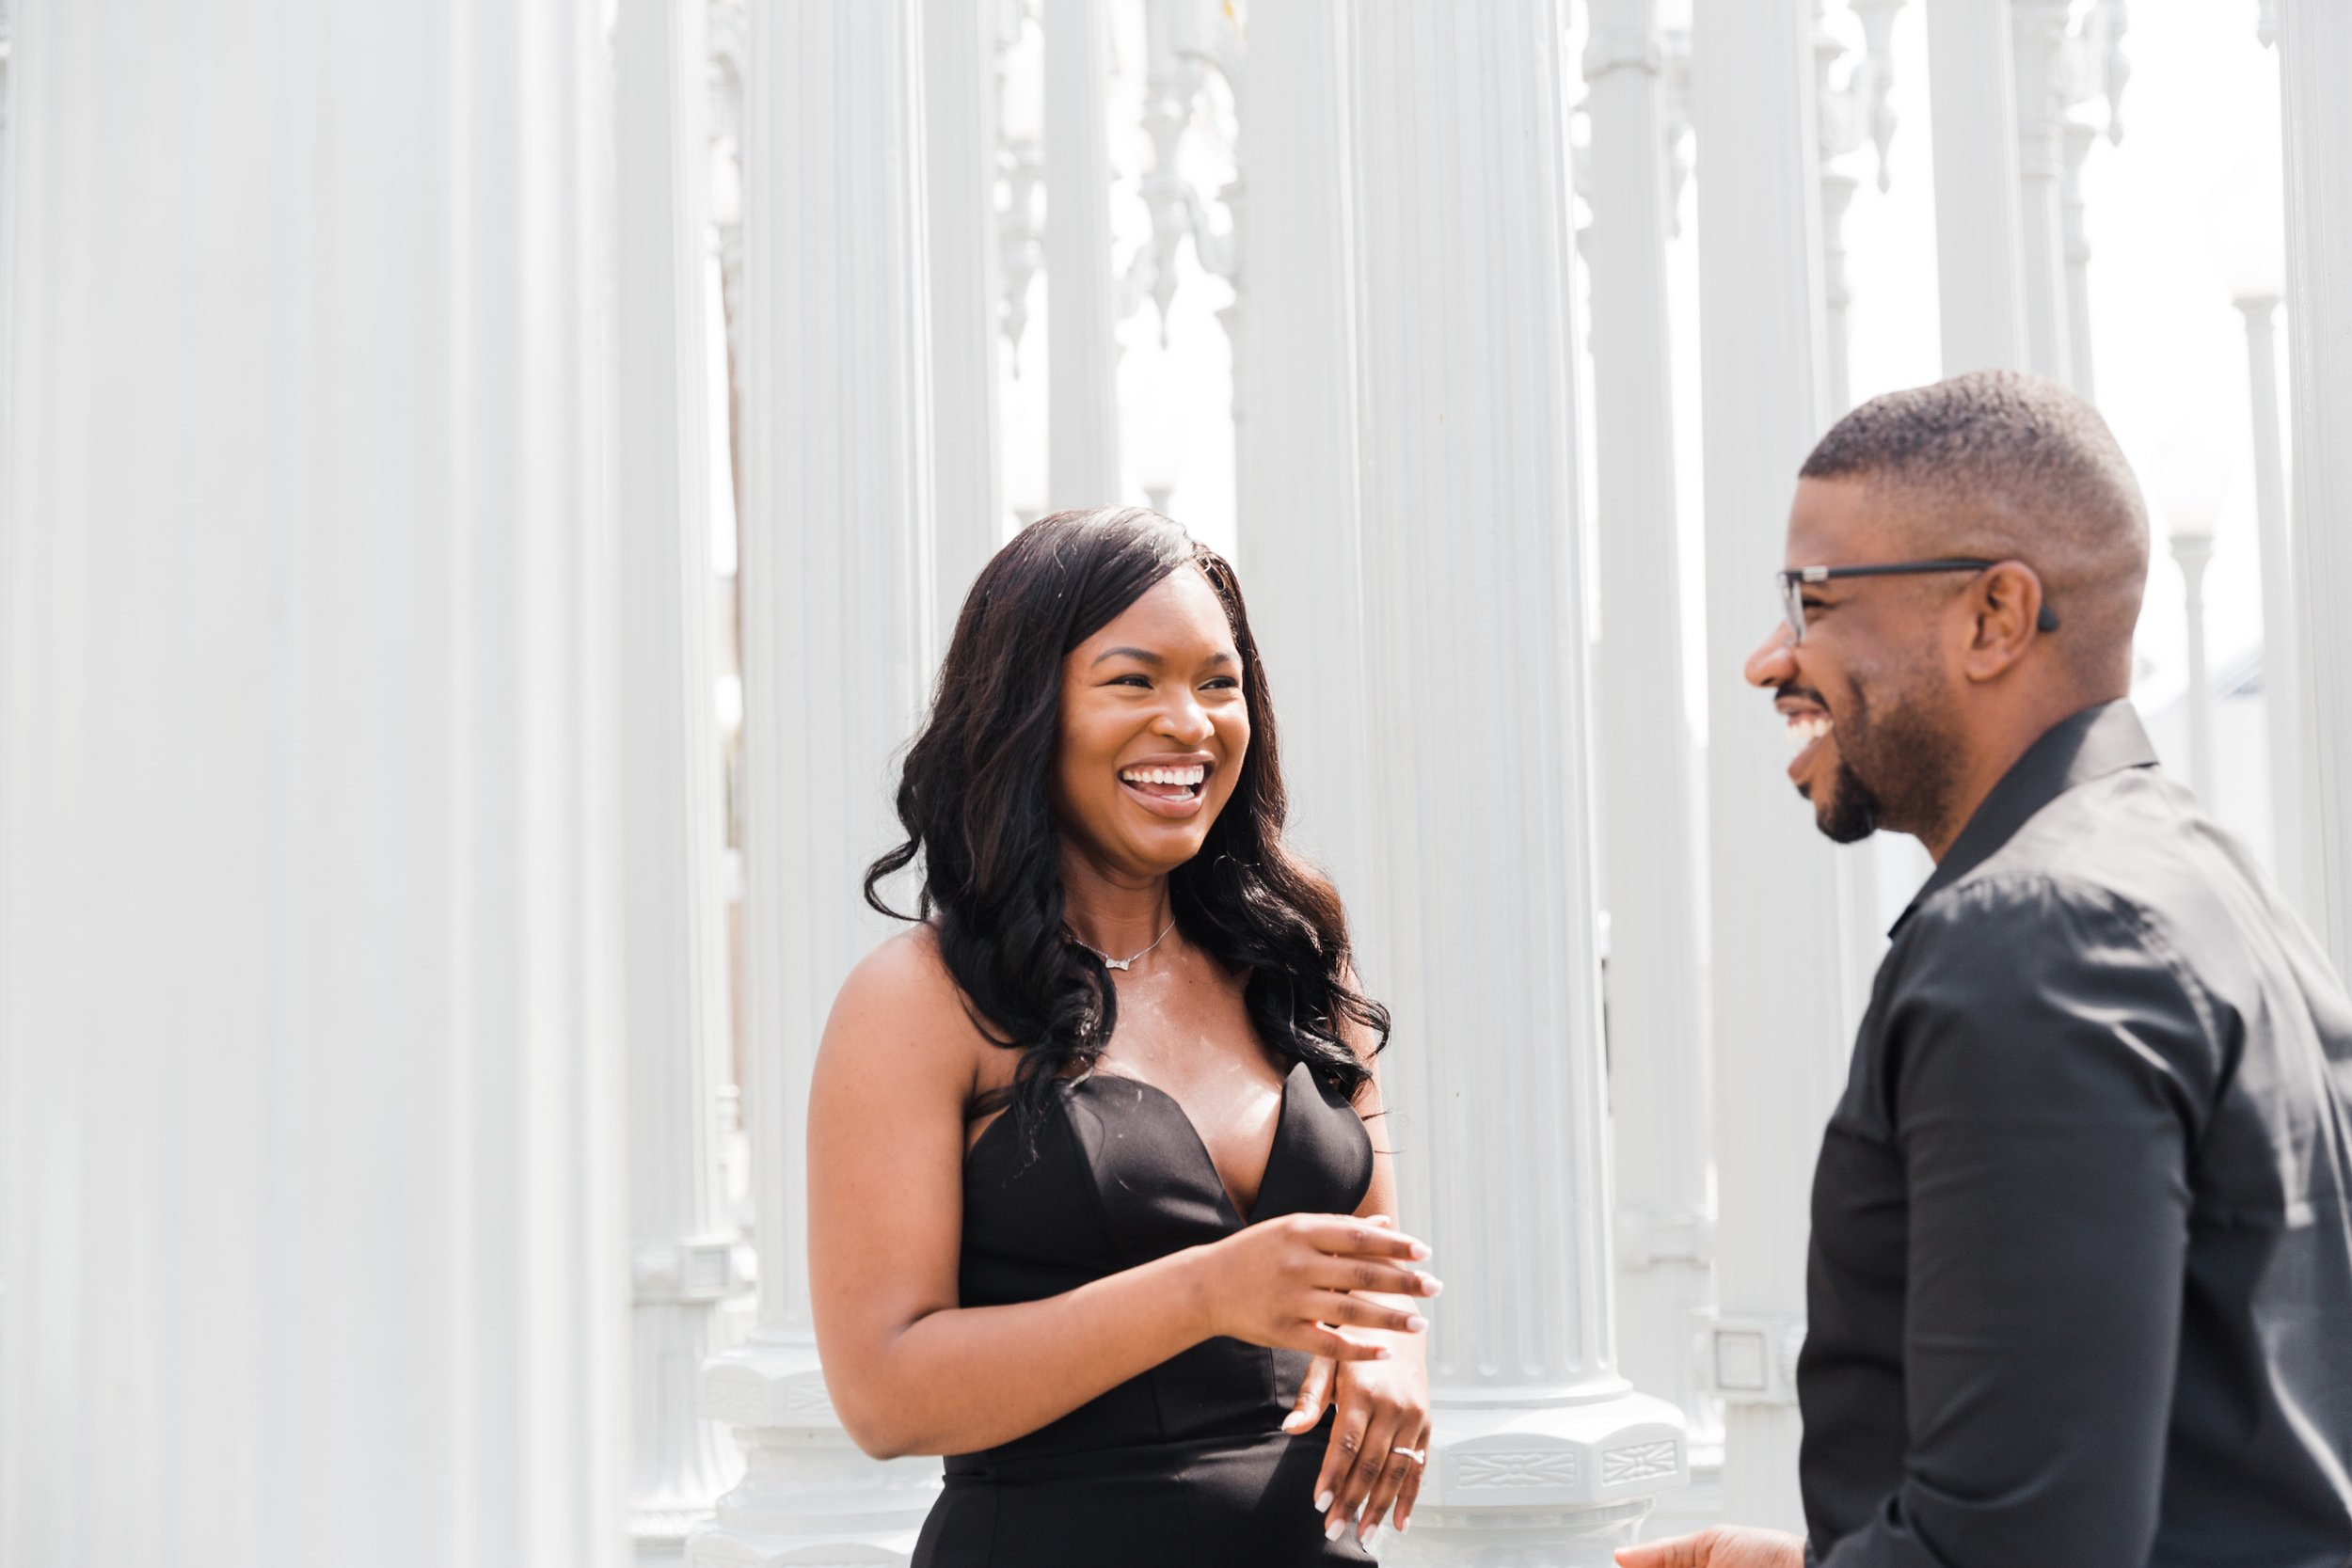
[1053,566,1251,881]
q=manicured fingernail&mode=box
[1326,1519,1346,1542]
[1407,1242,1432,1259]
[1360,1522,1382,1548]
[1369,1213,1393,1226]
[1404,1314,1429,1332]
[1374,1345,1394,1359]
[1314,1489,1335,1512]
[1420,1275,1444,1296]
[1398,1513,1411,1533]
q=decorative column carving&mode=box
[1815,0,1903,418]
[2010,0,2076,384]
[1347,3,1687,1559]
[617,0,755,1555]
[0,3,627,1560]
[1923,0,2029,373]
[927,0,1009,624]
[2280,0,2352,975]
[1691,0,1860,1531]
[1232,0,1368,898]
[691,4,942,1562]
[1043,0,1122,505]
[2235,291,2305,912]
[1583,0,1721,1509]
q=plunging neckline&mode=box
[966,1058,1305,1227]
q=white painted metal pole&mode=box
[1691,0,1859,1531]
[1232,0,1372,908]
[615,0,754,1554]
[1346,5,1687,1560]
[1923,0,2030,373]
[1043,0,1123,507]
[692,3,942,1561]
[2061,118,2100,400]
[2171,531,2218,805]
[2236,293,2306,913]
[0,4,627,1563]
[1583,0,1719,1490]
[2280,0,2352,975]
[927,0,1009,625]
[2010,0,2075,385]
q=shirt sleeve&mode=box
[1818,875,2217,1568]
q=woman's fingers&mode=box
[1312,1257,1443,1298]
[1279,1355,1335,1434]
[1310,1291,1428,1335]
[1393,1421,1427,1532]
[1314,1401,1375,1537]
[1333,1403,1406,1541]
[1356,1416,1426,1541]
[1301,1325,1394,1362]
[1307,1215,1432,1261]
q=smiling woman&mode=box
[804,508,1440,1566]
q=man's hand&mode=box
[1616,1526,1806,1568]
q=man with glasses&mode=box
[1623,371,2352,1568]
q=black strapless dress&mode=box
[911,1057,1379,1568]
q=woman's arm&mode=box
[806,931,1431,1460]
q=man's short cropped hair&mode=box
[1800,369,2149,684]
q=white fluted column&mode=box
[0,5,626,1563]
[618,0,754,1556]
[1583,0,1720,1500]
[2061,118,2099,399]
[2236,293,2305,911]
[2010,0,2074,384]
[1232,0,1370,899]
[2280,0,2352,976]
[1925,0,2030,372]
[1044,0,1122,506]
[691,4,941,1562]
[1692,0,1858,1531]
[1347,5,1687,1560]
[928,0,1008,623]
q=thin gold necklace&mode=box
[1073,917,1176,972]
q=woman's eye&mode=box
[1203,677,1241,691]
[1108,673,1152,689]
[1801,596,1829,619]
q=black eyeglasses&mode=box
[1776,558,2057,644]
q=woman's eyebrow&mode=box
[1089,645,1163,666]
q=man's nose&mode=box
[1745,624,1798,690]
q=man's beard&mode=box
[1807,677,1959,846]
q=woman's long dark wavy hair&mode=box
[865,507,1390,1151]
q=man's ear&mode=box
[1960,561,2048,683]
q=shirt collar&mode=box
[1887,699,2160,938]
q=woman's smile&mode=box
[1117,753,1214,816]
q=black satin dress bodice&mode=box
[910,1057,1378,1568]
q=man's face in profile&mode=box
[1754,478,1962,845]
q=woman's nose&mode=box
[1156,692,1215,745]
[1745,624,1798,689]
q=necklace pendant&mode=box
[1104,958,1132,972]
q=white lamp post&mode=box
[2169,524,2219,807]
[2214,169,2305,910]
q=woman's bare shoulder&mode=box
[823,925,999,1092]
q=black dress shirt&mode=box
[1800,701,2352,1568]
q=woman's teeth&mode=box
[1786,712,1833,759]
[1120,765,1205,787]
